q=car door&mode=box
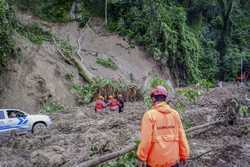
[6,110,29,133]
[0,110,8,134]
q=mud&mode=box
[0,85,249,167]
[0,102,145,167]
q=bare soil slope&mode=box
[0,35,80,112]
[17,12,169,86]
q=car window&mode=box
[0,111,5,119]
[16,111,26,117]
[7,110,17,118]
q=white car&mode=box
[0,109,52,134]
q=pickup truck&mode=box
[0,109,52,135]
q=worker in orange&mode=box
[108,95,119,112]
[137,86,190,167]
[95,96,106,112]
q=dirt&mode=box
[0,34,81,113]
[16,12,170,87]
[0,102,145,167]
[0,85,249,167]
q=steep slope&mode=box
[0,11,171,112]
[0,34,81,112]
[17,12,170,86]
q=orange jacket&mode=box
[95,100,106,112]
[109,99,119,110]
[137,102,190,167]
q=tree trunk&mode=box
[105,0,108,25]
[217,0,234,81]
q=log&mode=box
[53,37,95,83]
[186,120,224,133]
[75,144,136,167]
[75,120,224,167]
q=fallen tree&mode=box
[53,37,95,83]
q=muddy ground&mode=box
[0,84,249,167]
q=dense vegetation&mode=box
[2,0,250,83]
[0,0,15,72]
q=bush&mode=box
[239,105,249,117]
[40,101,64,113]
[96,57,118,70]
[15,0,74,22]
[177,88,200,103]
[16,22,53,44]
[71,78,132,104]
[72,83,97,104]
[197,79,215,91]
[0,0,15,71]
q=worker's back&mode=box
[137,102,189,167]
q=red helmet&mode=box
[150,85,168,97]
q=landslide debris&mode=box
[0,84,249,167]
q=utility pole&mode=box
[105,0,108,25]
[240,53,243,86]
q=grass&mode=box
[96,57,118,70]
[16,22,53,44]
[40,101,64,113]
[177,88,201,104]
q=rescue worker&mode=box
[118,94,125,113]
[137,86,190,167]
[95,96,106,112]
[108,95,119,112]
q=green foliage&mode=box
[58,40,74,57]
[183,118,193,130]
[72,83,97,104]
[96,57,118,70]
[239,105,249,117]
[197,79,215,91]
[16,22,53,44]
[143,76,171,109]
[15,0,74,22]
[0,0,15,71]
[105,2,202,83]
[40,101,64,113]
[175,101,186,113]
[100,151,137,167]
[65,73,74,81]
[72,78,128,104]
[177,88,200,103]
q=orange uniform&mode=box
[109,99,119,111]
[95,99,106,112]
[137,102,190,167]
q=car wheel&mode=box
[32,123,47,134]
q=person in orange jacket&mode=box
[108,95,119,111]
[137,86,190,167]
[95,96,106,112]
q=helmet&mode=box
[98,95,104,100]
[150,85,168,97]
